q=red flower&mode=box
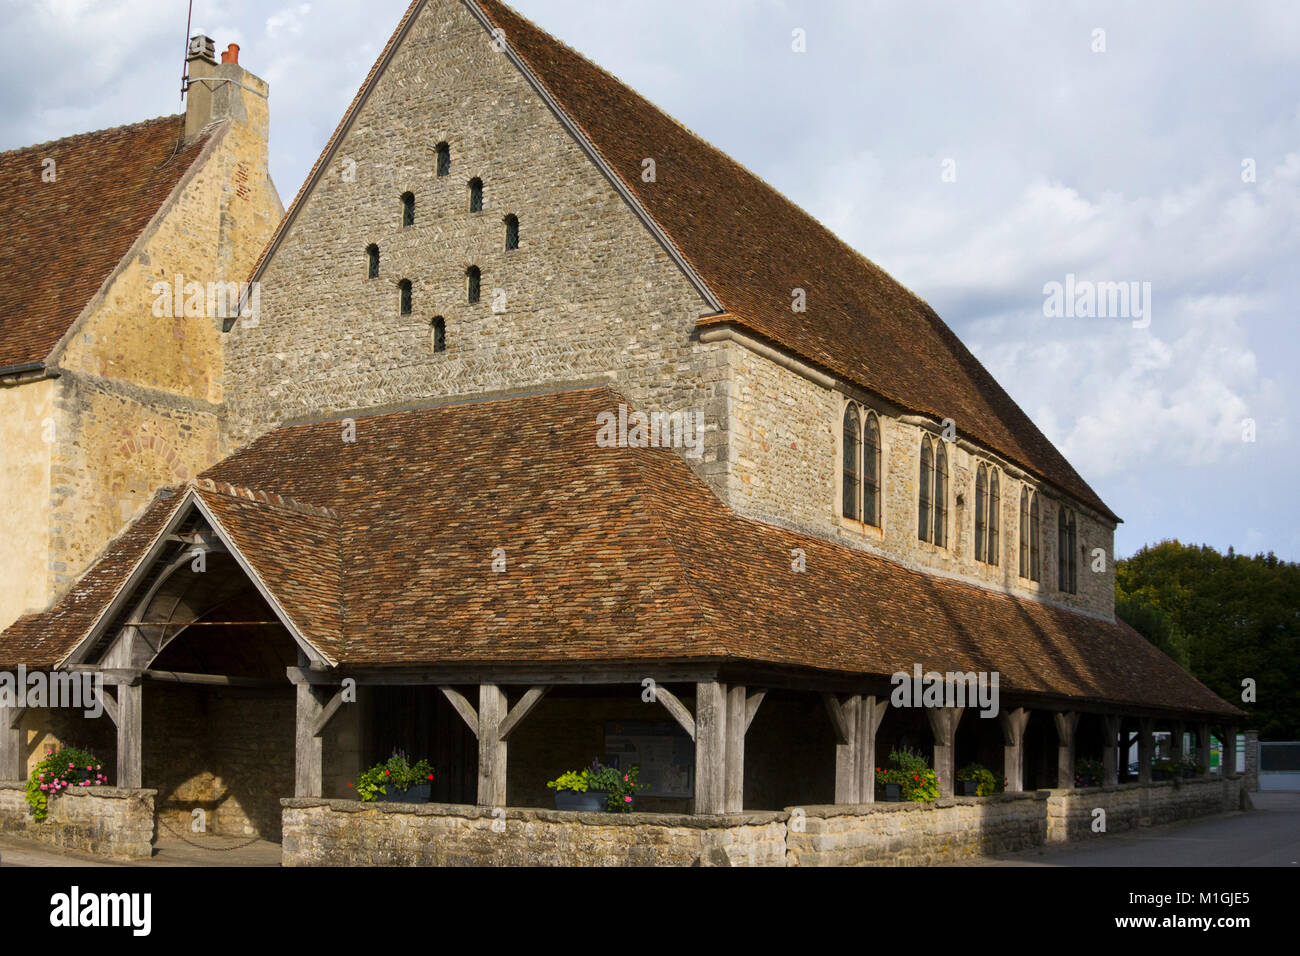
[347,782,354,787]
[384,770,390,775]
[427,774,434,780]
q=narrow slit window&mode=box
[436,142,451,177]
[466,266,481,304]
[366,244,379,279]
[504,214,519,251]
[863,412,881,528]
[398,279,412,316]
[975,463,988,562]
[842,405,861,522]
[431,316,446,354]
[1029,492,1041,582]
[988,468,1000,566]
[918,436,933,543]
[401,192,415,228]
[468,177,483,213]
[1019,488,1031,578]
[933,441,948,548]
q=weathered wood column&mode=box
[477,684,507,806]
[857,696,887,803]
[1102,714,1122,786]
[0,705,23,781]
[1197,721,1212,776]
[1173,720,1186,763]
[1054,712,1079,789]
[827,693,861,803]
[927,707,963,798]
[1138,717,1154,784]
[693,680,726,814]
[116,680,143,789]
[1221,725,1238,777]
[294,681,325,797]
[1000,707,1030,793]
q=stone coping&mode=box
[0,780,156,800]
[281,798,785,828]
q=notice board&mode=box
[603,720,694,798]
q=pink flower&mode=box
[624,796,632,803]
[623,775,629,782]
[67,763,74,769]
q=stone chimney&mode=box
[184,35,270,144]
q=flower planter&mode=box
[380,783,431,804]
[879,783,903,802]
[957,779,979,796]
[554,790,609,812]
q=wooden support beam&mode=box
[310,688,347,739]
[295,683,325,797]
[1221,725,1238,778]
[1102,714,1122,786]
[856,696,888,803]
[821,692,852,746]
[693,680,726,814]
[744,689,766,733]
[497,686,549,741]
[1197,721,1212,777]
[724,684,746,813]
[1138,717,1154,784]
[927,706,963,798]
[1054,711,1080,789]
[1000,707,1030,793]
[0,705,22,781]
[100,689,119,728]
[439,687,479,738]
[477,684,507,807]
[145,669,283,688]
[654,685,696,741]
[116,682,143,789]
[831,694,861,803]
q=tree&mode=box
[1116,540,1300,740]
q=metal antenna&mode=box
[180,0,195,109]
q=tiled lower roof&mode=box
[0,387,1236,718]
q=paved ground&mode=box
[0,833,282,867]
[981,791,1300,866]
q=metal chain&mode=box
[133,795,268,852]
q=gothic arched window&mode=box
[843,404,861,521]
[863,412,881,528]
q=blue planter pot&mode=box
[554,790,609,812]
[380,783,430,804]
[879,783,903,802]
[958,779,979,796]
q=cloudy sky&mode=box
[4,0,1297,561]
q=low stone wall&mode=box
[284,778,1245,866]
[281,799,787,866]
[785,792,1047,867]
[0,781,156,860]
[1045,776,1243,843]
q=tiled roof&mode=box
[0,387,1235,718]
[0,115,213,370]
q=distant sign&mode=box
[604,721,693,798]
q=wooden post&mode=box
[927,707,963,798]
[1000,707,1030,793]
[1197,721,1212,776]
[857,696,887,802]
[477,684,507,806]
[693,680,725,814]
[0,705,23,781]
[1222,725,1238,778]
[1054,712,1079,789]
[1173,720,1186,763]
[1102,714,1122,786]
[724,684,746,813]
[295,682,324,797]
[828,694,860,803]
[117,681,143,790]
[1138,717,1154,784]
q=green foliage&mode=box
[956,762,1001,796]
[352,749,433,803]
[26,747,107,821]
[547,759,644,812]
[1116,540,1300,739]
[875,748,940,802]
[1074,758,1104,789]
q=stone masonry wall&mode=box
[282,777,1242,866]
[0,782,156,860]
[0,378,54,631]
[219,0,728,489]
[728,345,1117,619]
